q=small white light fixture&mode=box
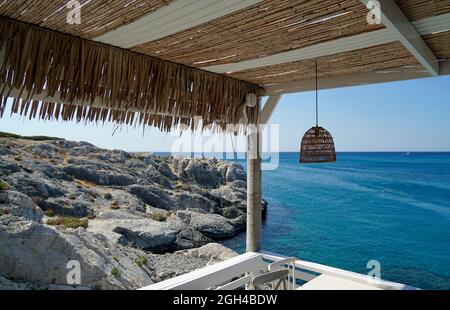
[246,93,257,107]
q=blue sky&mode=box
[1,75,450,152]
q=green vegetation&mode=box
[109,201,120,210]
[149,211,173,222]
[111,267,121,277]
[134,256,148,267]
[0,131,64,141]
[44,210,55,217]
[0,180,10,191]
[47,216,88,229]
[174,181,185,191]
[112,256,119,262]
[0,209,11,215]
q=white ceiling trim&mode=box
[264,60,450,95]
[94,0,263,49]
[202,12,450,74]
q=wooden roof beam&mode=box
[360,0,439,76]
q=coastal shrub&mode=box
[44,210,55,217]
[47,216,88,229]
[174,181,185,191]
[0,180,10,191]
[134,256,148,267]
[112,256,119,262]
[0,209,11,215]
[109,201,120,210]
[103,192,112,200]
[111,267,120,277]
[0,131,63,141]
[149,211,173,222]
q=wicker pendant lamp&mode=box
[299,62,336,164]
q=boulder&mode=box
[0,190,43,222]
[209,185,246,204]
[0,159,21,174]
[63,165,136,186]
[40,197,91,218]
[182,160,221,189]
[175,193,216,212]
[32,143,60,158]
[176,243,238,263]
[63,165,107,184]
[157,162,177,180]
[177,210,237,239]
[4,172,66,200]
[128,185,177,210]
[220,162,246,183]
[107,219,179,252]
[0,146,14,156]
[0,216,153,289]
[144,166,173,188]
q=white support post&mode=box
[360,0,439,76]
[260,95,281,125]
[246,95,282,253]
[246,94,262,253]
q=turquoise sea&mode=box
[221,152,450,290]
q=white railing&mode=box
[140,251,417,290]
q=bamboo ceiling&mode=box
[395,0,450,21]
[227,42,419,85]
[0,0,449,129]
[0,0,175,39]
[132,0,383,67]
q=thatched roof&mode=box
[1,0,449,130]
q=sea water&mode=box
[221,152,450,290]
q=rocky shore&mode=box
[0,133,266,289]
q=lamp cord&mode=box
[315,61,318,127]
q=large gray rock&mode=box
[20,159,72,181]
[4,172,66,200]
[220,162,246,183]
[158,162,177,180]
[175,193,216,212]
[176,243,238,264]
[0,275,28,290]
[182,160,222,189]
[40,197,91,217]
[113,219,178,252]
[32,143,61,158]
[0,146,15,156]
[0,159,21,174]
[63,165,136,186]
[0,216,153,289]
[88,218,179,253]
[177,210,237,239]
[128,185,177,210]
[0,190,43,222]
[144,166,173,188]
[210,185,246,204]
